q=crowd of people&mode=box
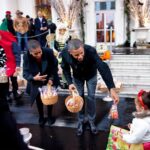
[1,10,57,51]
[0,9,150,150]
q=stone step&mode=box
[109,62,150,66]
[111,69,150,74]
[118,86,150,97]
[111,67,150,71]
[122,81,150,86]
[122,84,149,90]
[110,59,150,63]
[110,66,150,71]
[112,73,150,78]
[112,75,150,80]
[111,55,150,59]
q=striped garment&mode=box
[0,47,7,67]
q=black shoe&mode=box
[89,121,98,135]
[14,91,24,100]
[47,117,56,127]
[7,96,12,104]
[77,122,83,136]
[39,117,46,128]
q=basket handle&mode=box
[47,83,52,93]
[72,89,79,99]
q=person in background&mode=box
[34,11,48,47]
[0,33,29,150]
[26,15,35,39]
[23,40,60,127]
[122,90,150,149]
[13,10,29,52]
[0,30,23,106]
[55,23,70,52]
[48,20,57,34]
[1,11,16,35]
[61,39,119,136]
[54,23,70,89]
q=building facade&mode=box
[0,0,128,47]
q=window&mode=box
[95,1,115,11]
[95,1,115,44]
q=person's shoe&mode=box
[47,117,56,127]
[39,117,46,128]
[6,96,12,104]
[15,100,24,106]
[89,121,98,135]
[76,122,83,136]
[14,91,24,100]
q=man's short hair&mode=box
[28,40,41,52]
[67,39,83,51]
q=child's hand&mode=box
[128,123,131,129]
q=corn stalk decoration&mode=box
[127,0,150,27]
[49,0,81,29]
[49,0,66,23]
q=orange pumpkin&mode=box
[100,50,111,60]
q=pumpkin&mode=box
[100,50,111,60]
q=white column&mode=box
[115,0,125,45]
[84,1,96,46]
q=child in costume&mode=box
[54,24,70,89]
[122,90,150,149]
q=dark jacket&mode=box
[2,18,16,35]
[34,17,48,34]
[12,42,21,67]
[61,45,115,90]
[48,22,57,34]
[23,48,60,105]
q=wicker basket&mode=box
[40,84,58,105]
[65,90,84,113]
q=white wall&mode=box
[0,0,18,23]
[80,0,126,46]
[0,0,36,22]
[17,0,36,18]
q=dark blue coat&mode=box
[23,48,60,105]
[34,17,48,34]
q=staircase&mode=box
[107,55,150,97]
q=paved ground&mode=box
[9,92,135,150]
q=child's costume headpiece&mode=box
[138,90,148,109]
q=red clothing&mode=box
[0,30,16,76]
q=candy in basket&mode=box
[39,84,58,105]
[0,68,8,83]
[65,90,84,113]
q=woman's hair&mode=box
[136,90,150,109]
[133,91,150,118]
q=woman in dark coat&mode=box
[23,40,60,127]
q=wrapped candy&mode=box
[39,84,58,105]
[108,104,119,119]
